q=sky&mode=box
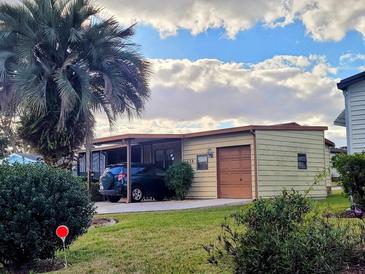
[16,0,365,147]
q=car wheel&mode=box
[131,187,143,202]
[154,195,165,201]
[108,196,120,203]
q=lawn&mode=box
[50,191,352,274]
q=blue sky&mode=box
[134,22,363,79]
[93,0,365,147]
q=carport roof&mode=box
[93,122,328,145]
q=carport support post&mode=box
[126,139,132,203]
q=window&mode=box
[155,149,165,169]
[166,149,175,168]
[154,148,176,169]
[298,153,307,169]
[197,154,208,170]
[78,153,86,175]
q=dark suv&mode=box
[99,163,172,202]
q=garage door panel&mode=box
[219,174,251,184]
[219,185,252,198]
[219,159,251,170]
[218,145,252,199]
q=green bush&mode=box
[90,180,104,202]
[332,153,365,208]
[165,162,194,200]
[206,190,359,274]
[0,163,95,269]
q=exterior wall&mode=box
[345,81,365,154]
[324,144,332,187]
[183,132,256,199]
[255,130,327,198]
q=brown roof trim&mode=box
[184,123,328,138]
[93,122,328,144]
[93,133,184,145]
[325,138,335,147]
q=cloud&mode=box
[94,55,346,146]
[340,53,365,65]
[99,0,365,41]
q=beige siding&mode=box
[256,130,327,198]
[183,132,255,199]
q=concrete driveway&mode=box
[96,198,251,214]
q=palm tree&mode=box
[0,0,150,167]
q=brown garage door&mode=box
[217,145,252,199]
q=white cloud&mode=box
[340,53,365,65]
[99,0,365,41]
[94,55,346,146]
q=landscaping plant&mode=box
[206,190,360,274]
[165,162,194,200]
[332,153,365,209]
[0,163,95,270]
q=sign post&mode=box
[56,225,69,268]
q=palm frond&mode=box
[1,0,151,164]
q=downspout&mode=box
[181,136,184,162]
[250,129,259,200]
[343,89,352,154]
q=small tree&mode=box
[205,190,360,274]
[0,134,9,159]
[165,162,194,200]
[332,153,365,208]
[0,163,95,269]
[0,0,151,168]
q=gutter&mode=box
[250,129,259,200]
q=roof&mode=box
[15,153,43,161]
[325,139,335,147]
[334,110,346,127]
[337,71,365,90]
[93,122,328,145]
[330,147,346,154]
[4,153,43,164]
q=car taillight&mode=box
[117,172,127,181]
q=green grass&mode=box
[51,192,350,274]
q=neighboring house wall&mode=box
[183,132,256,199]
[255,130,327,198]
[344,81,365,153]
[324,144,332,187]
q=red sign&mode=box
[56,225,69,240]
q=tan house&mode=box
[78,122,333,199]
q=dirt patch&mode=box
[91,217,117,227]
[343,265,365,274]
[323,210,362,219]
[4,259,64,273]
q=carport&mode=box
[80,134,183,203]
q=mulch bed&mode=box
[343,254,365,274]
[323,210,362,219]
[91,217,117,227]
[4,259,64,274]
[343,265,365,274]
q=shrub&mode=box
[332,153,365,208]
[165,162,194,200]
[0,163,95,269]
[89,180,104,202]
[206,190,359,274]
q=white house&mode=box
[335,72,365,154]
[0,153,43,165]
